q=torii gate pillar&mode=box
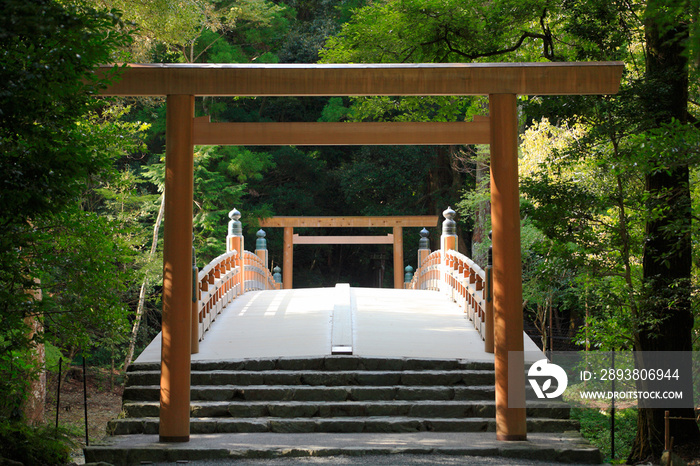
[490,94,526,440]
[159,94,194,442]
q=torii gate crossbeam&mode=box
[98,62,623,443]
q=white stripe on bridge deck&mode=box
[134,286,541,364]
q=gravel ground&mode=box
[151,455,611,466]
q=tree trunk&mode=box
[629,3,700,461]
[124,194,165,371]
[471,156,491,265]
[22,310,45,425]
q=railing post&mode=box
[485,231,494,354]
[283,226,293,289]
[393,226,404,289]
[227,208,242,253]
[255,229,268,269]
[417,228,430,267]
[273,266,283,290]
[440,207,457,296]
[227,209,245,294]
[415,229,430,290]
[404,265,414,287]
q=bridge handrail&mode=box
[406,250,442,291]
[409,248,490,344]
[405,209,493,352]
[196,250,240,343]
[443,249,488,340]
[195,235,280,346]
[243,250,278,291]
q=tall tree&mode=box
[630,0,700,459]
[0,0,132,421]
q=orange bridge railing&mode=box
[193,209,281,351]
[405,208,493,353]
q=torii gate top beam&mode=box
[97,62,623,97]
[259,216,438,228]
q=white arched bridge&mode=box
[138,208,542,365]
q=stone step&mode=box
[85,432,603,465]
[127,357,495,373]
[124,384,499,402]
[108,416,579,435]
[125,369,496,387]
[122,400,570,419]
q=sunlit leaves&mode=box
[101,0,286,61]
[320,0,552,64]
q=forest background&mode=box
[1,0,700,463]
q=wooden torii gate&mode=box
[259,215,439,289]
[98,62,623,443]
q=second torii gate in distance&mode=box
[259,215,439,289]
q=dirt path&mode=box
[44,367,124,463]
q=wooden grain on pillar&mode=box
[393,226,404,289]
[283,227,293,289]
[160,94,194,442]
[489,94,527,441]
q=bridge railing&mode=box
[196,250,241,343]
[445,249,487,337]
[405,207,494,353]
[243,250,278,291]
[193,209,281,351]
[407,250,441,291]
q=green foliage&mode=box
[571,407,637,463]
[0,341,35,420]
[34,206,133,352]
[0,0,144,423]
[318,97,351,122]
[194,146,274,260]
[0,0,132,223]
[102,0,286,62]
[350,96,477,123]
[248,146,334,215]
[558,0,641,61]
[43,343,66,375]
[143,145,275,263]
[338,146,432,216]
[320,0,552,64]
[0,420,75,465]
[278,0,364,63]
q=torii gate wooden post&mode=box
[98,62,623,443]
[490,93,526,439]
[159,94,194,442]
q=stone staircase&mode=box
[108,356,577,436]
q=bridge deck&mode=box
[135,286,541,364]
